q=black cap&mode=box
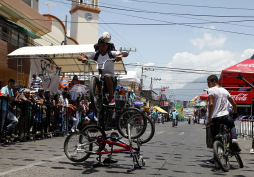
[32,74,36,77]
[38,88,44,92]
[14,84,20,89]
[45,90,50,93]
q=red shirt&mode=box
[71,80,79,86]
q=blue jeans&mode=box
[210,114,237,142]
[1,110,18,133]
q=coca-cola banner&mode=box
[229,91,253,104]
[164,101,168,106]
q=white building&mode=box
[70,0,100,44]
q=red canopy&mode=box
[219,58,254,86]
[200,93,208,100]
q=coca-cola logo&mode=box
[237,64,254,67]
[231,93,248,101]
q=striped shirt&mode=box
[31,77,42,88]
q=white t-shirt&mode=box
[31,77,42,88]
[86,51,120,77]
[208,86,230,118]
[158,114,162,119]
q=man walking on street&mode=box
[153,109,158,125]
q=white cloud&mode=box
[240,49,254,59]
[143,49,253,90]
[190,33,226,50]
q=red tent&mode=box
[200,93,208,100]
[219,58,254,87]
[219,58,254,104]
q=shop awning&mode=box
[7,45,127,74]
[7,19,41,39]
[153,106,168,113]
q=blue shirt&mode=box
[153,111,158,118]
[172,112,178,120]
[0,86,14,111]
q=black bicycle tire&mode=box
[89,76,102,112]
[117,108,147,139]
[81,125,106,151]
[133,116,155,144]
[64,132,92,162]
[234,151,243,168]
[213,140,230,172]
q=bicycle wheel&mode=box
[117,108,147,139]
[133,116,155,144]
[213,141,230,172]
[234,152,243,168]
[90,76,102,112]
[64,132,92,162]
[81,125,106,152]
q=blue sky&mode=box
[39,0,254,100]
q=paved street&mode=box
[0,121,253,177]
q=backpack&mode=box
[93,43,116,61]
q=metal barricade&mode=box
[235,119,254,139]
[0,99,79,143]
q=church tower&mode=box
[70,0,100,44]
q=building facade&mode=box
[0,0,51,87]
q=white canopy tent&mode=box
[7,44,127,74]
[118,71,140,83]
[118,71,140,91]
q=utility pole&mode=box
[43,0,55,14]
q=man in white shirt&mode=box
[207,75,239,147]
[77,32,128,106]
[30,74,43,89]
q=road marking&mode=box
[0,155,66,176]
[157,131,165,134]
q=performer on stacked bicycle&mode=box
[207,75,240,164]
[78,32,128,106]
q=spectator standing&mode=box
[0,79,18,138]
[52,94,62,132]
[129,90,135,105]
[120,87,126,96]
[158,113,162,124]
[59,90,68,133]
[87,103,98,125]
[70,75,80,87]
[18,89,35,141]
[34,88,45,136]
[30,74,43,89]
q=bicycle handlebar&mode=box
[85,58,116,70]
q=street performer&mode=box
[77,32,128,105]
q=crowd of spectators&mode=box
[0,78,98,143]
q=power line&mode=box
[129,0,254,11]
[49,1,254,37]
[98,5,254,18]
